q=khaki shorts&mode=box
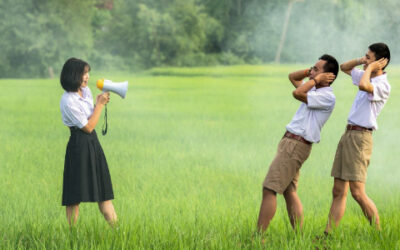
[331,130,373,183]
[263,137,312,194]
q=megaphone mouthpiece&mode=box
[96,79,105,90]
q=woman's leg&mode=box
[66,204,80,226]
[98,200,117,226]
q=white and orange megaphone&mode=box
[96,79,128,98]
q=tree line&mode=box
[1,0,399,78]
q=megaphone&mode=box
[96,79,128,98]
[96,79,128,136]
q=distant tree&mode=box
[1,0,400,77]
[274,0,303,63]
[95,0,114,10]
[95,0,222,68]
[0,0,95,78]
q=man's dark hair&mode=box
[319,54,339,84]
[60,58,91,92]
[369,42,390,70]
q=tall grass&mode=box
[1,65,399,249]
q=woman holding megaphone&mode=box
[59,58,117,227]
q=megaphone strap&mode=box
[102,105,108,136]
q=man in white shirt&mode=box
[325,43,390,233]
[257,55,339,233]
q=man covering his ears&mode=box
[257,54,339,233]
[325,43,391,233]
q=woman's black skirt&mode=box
[62,127,114,206]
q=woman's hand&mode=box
[83,92,110,133]
[96,92,110,106]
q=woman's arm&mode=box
[81,92,110,133]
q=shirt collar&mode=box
[371,72,387,81]
[315,86,332,92]
[72,86,90,100]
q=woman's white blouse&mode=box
[60,87,94,128]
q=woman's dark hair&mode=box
[319,54,339,84]
[60,58,91,92]
[369,43,390,70]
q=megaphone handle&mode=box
[102,104,108,136]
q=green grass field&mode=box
[1,65,400,249]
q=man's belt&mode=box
[346,124,373,132]
[283,131,312,145]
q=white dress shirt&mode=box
[60,86,94,128]
[286,85,336,143]
[347,68,390,130]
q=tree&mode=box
[274,0,303,63]
[0,0,95,78]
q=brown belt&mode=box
[346,124,373,132]
[283,131,312,145]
